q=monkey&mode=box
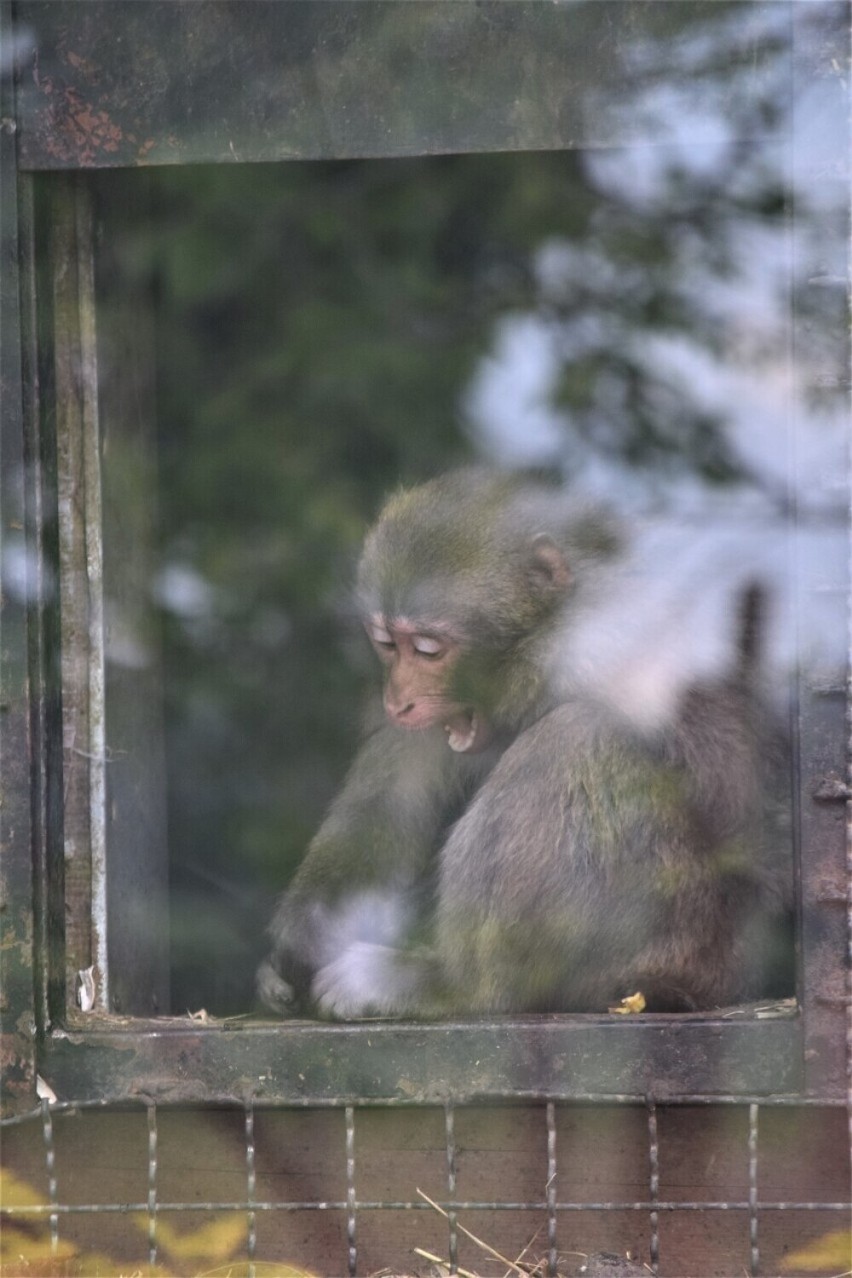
[257,468,791,1018]
[430,581,792,1014]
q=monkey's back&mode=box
[435,695,791,1014]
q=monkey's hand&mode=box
[256,958,295,1016]
[312,942,427,1019]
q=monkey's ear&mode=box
[528,533,571,594]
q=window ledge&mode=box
[40,1008,803,1106]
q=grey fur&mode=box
[258,471,791,1017]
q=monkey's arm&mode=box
[258,721,477,1015]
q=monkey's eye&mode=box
[413,636,445,660]
[369,624,395,649]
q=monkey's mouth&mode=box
[444,709,489,754]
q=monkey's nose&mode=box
[385,692,417,722]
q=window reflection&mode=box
[88,3,846,1015]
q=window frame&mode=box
[1,0,849,1116]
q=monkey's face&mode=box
[366,615,490,753]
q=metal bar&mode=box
[146,1103,157,1265]
[245,1102,256,1278]
[647,1100,660,1275]
[846,559,852,1278]
[790,0,852,1103]
[546,1101,557,1278]
[345,1105,357,1277]
[52,176,93,999]
[73,179,108,1013]
[6,1198,849,1216]
[444,1103,458,1275]
[39,1098,59,1252]
[748,1103,759,1276]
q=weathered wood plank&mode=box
[38,1012,803,1105]
[15,1,787,169]
[0,0,37,1116]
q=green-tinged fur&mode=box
[259,470,791,1018]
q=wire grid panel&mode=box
[2,1096,850,1277]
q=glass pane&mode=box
[78,3,846,1019]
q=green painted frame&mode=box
[2,1,848,1117]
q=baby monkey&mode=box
[257,469,791,1018]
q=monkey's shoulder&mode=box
[493,697,651,772]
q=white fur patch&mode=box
[307,889,412,969]
[313,941,421,1018]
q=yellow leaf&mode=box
[0,1225,76,1264]
[782,1229,852,1272]
[133,1211,246,1262]
[0,1167,50,1209]
[608,991,646,1015]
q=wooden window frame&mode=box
[1,0,848,1116]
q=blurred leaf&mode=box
[782,1230,852,1273]
[133,1211,246,1262]
[0,1225,77,1265]
[0,1168,50,1209]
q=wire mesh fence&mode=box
[2,1093,850,1277]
